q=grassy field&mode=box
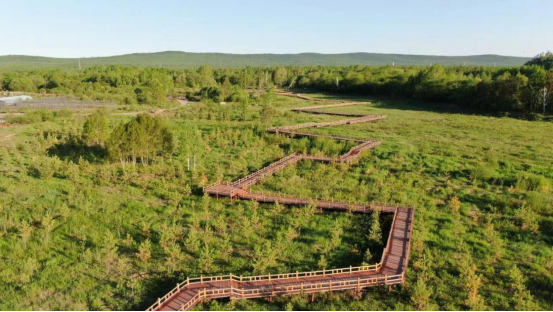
[0,94,552,310]
[0,51,530,71]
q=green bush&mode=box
[516,172,550,192]
[7,109,73,124]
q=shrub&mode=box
[516,173,549,192]
[7,109,73,124]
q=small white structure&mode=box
[0,95,33,106]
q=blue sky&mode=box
[2,0,552,58]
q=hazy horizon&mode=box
[2,0,551,58]
[0,50,534,59]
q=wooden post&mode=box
[157,298,161,306]
[357,277,360,290]
[301,283,304,291]
[177,283,180,291]
[350,265,352,274]
[311,293,315,303]
[388,285,392,294]
[200,275,203,283]
[296,271,299,279]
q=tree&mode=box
[165,244,183,273]
[318,255,328,270]
[518,204,539,233]
[329,221,343,250]
[82,109,109,146]
[273,68,288,87]
[107,114,175,165]
[137,239,152,263]
[411,279,432,310]
[197,243,215,273]
[260,86,276,125]
[8,77,36,92]
[368,208,382,244]
[41,213,56,244]
[252,241,278,274]
[449,196,461,213]
[460,257,485,310]
[525,51,553,70]
[19,221,33,248]
[362,248,373,265]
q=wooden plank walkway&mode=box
[149,206,414,311]
[147,93,415,311]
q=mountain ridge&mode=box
[0,51,530,70]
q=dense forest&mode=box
[1,52,552,118]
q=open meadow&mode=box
[0,91,552,310]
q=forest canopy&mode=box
[1,58,552,117]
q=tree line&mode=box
[1,52,552,117]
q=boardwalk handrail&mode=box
[177,273,403,311]
[268,115,386,133]
[148,95,414,311]
[146,263,403,311]
[245,189,405,213]
[291,101,372,112]
[176,273,405,310]
[231,153,300,187]
[380,206,398,265]
[146,263,385,311]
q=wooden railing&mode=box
[339,141,381,162]
[150,96,413,312]
[176,272,405,311]
[146,263,384,311]
[380,207,398,265]
[201,181,223,193]
[401,208,415,275]
[268,115,386,132]
[147,207,413,311]
[244,189,403,213]
[291,101,372,112]
[147,266,404,311]
[231,153,300,188]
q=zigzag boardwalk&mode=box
[148,93,415,311]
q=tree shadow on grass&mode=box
[132,274,183,310]
[47,142,107,163]
[370,96,514,117]
[539,218,553,245]
[289,89,521,118]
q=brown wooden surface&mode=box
[150,207,414,311]
[148,94,415,311]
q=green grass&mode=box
[0,51,530,71]
[1,94,552,310]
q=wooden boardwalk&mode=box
[149,207,414,312]
[148,93,415,311]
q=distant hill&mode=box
[0,51,530,70]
